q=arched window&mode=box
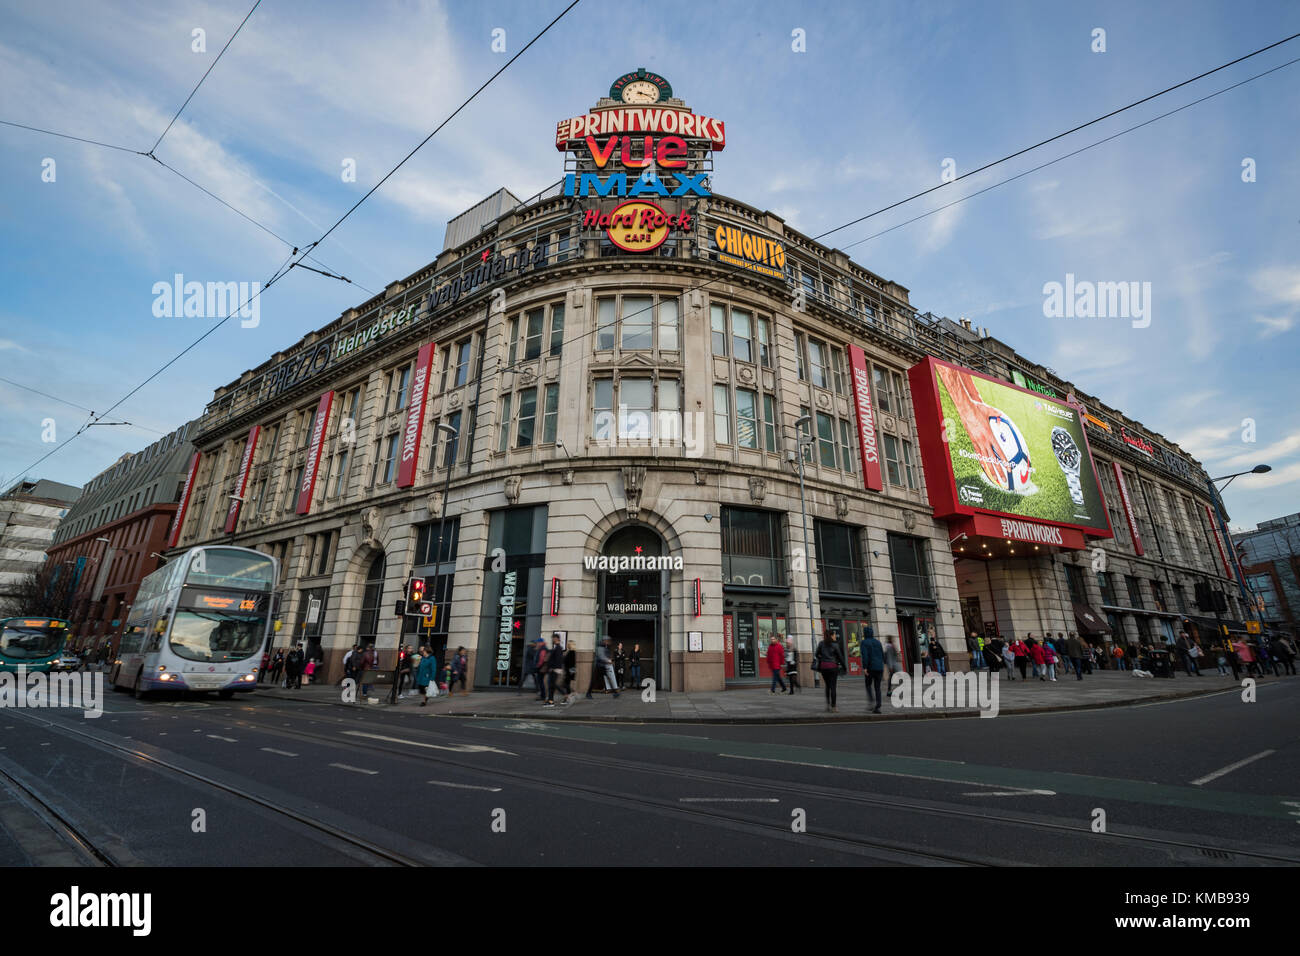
[357,553,386,646]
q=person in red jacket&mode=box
[767,636,787,694]
[1009,636,1030,681]
[1028,638,1047,681]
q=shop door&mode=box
[897,615,918,671]
[607,618,655,688]
[734,611,757,677]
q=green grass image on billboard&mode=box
[935,370,1108,532]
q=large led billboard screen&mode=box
[908,356,1113,537]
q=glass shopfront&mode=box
[724,606,788,679]
[822,603,871,675]
[476,505,548,687]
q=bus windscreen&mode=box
[1,623,67,660]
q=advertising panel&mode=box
[1111,462,1145,556]
[847,345,884,492]
[908,356,1112,537]
[167,451,202,549]
[396,343,436,488]
[223,425,261,533]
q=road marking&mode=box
[962,789,1057,797]
[206,735,238,742]
[330,762,378,775]
[1190,750,1275,786]
[341,730,515,756]
[679,797,778,803]
[260,747,298,757]
[427,781,502,792]
[722,753,1041,792]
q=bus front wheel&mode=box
[133,675,148,700]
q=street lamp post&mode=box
[1208,465,1270,635]
[793,415,819,688]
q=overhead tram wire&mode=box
[0,0,584,483]
[0,376,163,434]
[838,54,1300,253]
[812,29,1300,242]
[498,40,1300,384]
[0,119,144,155]
[148,0,263,155]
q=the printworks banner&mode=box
[847,345,884,492]
[295,391,334,515]
[224,425,261,533]
[167,451,202,548]
[1111,461,1144,556]
[908,356,1112,537]
[397,343,436,488]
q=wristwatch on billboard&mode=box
[1051,426,1085,504]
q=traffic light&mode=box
[408,577,426,606]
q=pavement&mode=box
[250,665,1284,722]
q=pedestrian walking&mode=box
[859,627,885,714]
[415,646,438,705]
[1009,637,1029,680]
[285,644,303,690]
[563,641,577,704]
[258,650,270,683]
[1111,644,1126,671]
[543,633,565,706]
[814,630,846,713]
[270,649,284,684]
[784,638,801,694]
[614,642,628,690]
[885,636,902,686]
[1041,640,1058,681]
[767,635,787,694]
[628,643,642,689]
[448,646,468,696]
[930,637,947,676]
[522,639,540,696]
[587,639,620,698]
[1176,632,1200,676]
[1065,632,1085,680]
[359,643,376,698]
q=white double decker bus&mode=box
[112,545,278,700]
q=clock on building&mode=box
[610,69,672,104]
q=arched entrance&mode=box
[356,552,386,650]
[596,524,669,690]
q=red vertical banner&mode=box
[296,391,335,515]
[397,342,437,488]
[1205,504,1233,578]
[167,451,202,549]
[549,578,560,615]
[1111,462,1144,556]
[224,425,261,533]
[693,578,702,616]
[847,345,884,491]
[723,614,735,678]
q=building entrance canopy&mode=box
[949,513,1087,559]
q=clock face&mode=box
[621,80,661,104]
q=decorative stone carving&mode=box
[748,476,766,502]
[520,366,538,385]
[562,469,574,485]
[447,391,463,408]
[835,494,850,517]
[504,475,522,504]
[361,507,381,539]
[693,469,707,485]
[622,465,647,519]
[427,491,444,518]
[903,510,917,531]
[738,365,755,384]
[815,392,832,410]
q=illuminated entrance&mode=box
[594,525,665,690]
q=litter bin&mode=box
[1145,649,1174,678]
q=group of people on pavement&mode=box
[517,634,579,706]
[966,630,1096,681]
[257,644,318,689]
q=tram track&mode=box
[171,702,1300,866]
[0,761,116,867]
[3,709,438,867]
[20,699,1297,866]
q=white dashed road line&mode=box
[341,730,515,756]
[1190,750,1275,786]
[260,747,299,757]
[330,763,378,775]
[427,781,502,792]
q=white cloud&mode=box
[1215,431,1300,471]
[1253,316,1294,338]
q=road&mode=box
[1,678,1297,866]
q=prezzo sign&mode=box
[167,451,202,548]
[396,343,436,488]
[1112,462,1145,557]
[496,570,518,672]
[582,201,692,252]
[295,392,334,515]
[847,345,884,492]
[223,425,261,533]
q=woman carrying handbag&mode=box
[814,631,846,713]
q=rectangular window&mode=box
[732,309,753,364]
[888,533,932,601]
[839,419,855,474]
[331,450,349,497]
[873,367,892,414]
[621,296,653,349]
[1125,575,1144,608]
[736,388,759,449]
[516,388,538,448]
[593,379,613,442]
[1097,571,1118,605]
[721,507,784,587]
[619,378,653,440]
[549,304,565,356]
[442,410,462,467]
[1064,564,1086,603]
[807,338,827,389]
[382,434,399,483]
[454,339,471,387]
[711,304,728,356]
[891,371,907,416]
[316,532,332,576]
[882,434,903,486]
[795,332,806,380]
[816,412,836,467]
[815,520,867,593]
[658,379,682,444]
[901,439,918,490]
[393,365,412,413]
[597,298,616,350]
[713,384,731,444]
[507,317,519,366]
[757,317,771,367]
[497,393,513,452]
[658,298,679,351]
[830,348,847,396]
[524,308,544,360]
[542,384,559,444]
[763,394,777,451]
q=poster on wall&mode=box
[908,356,1113,537]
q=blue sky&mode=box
[1,0,1297,529]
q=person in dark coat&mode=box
[859,627,885,714]
[284,644,304,690]
[1065,632,1086,680]
[814,631,847,713]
